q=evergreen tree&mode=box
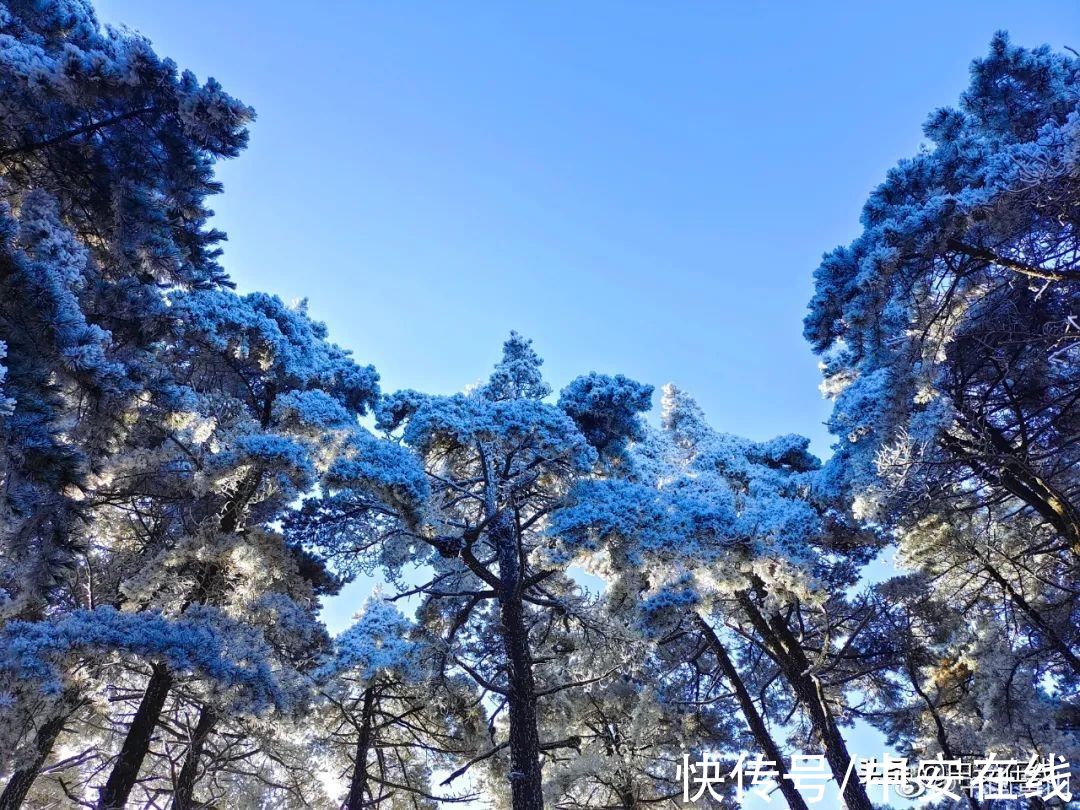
[805,33,1080,675]
[312,597,484,809]
[552,385,881,810]
[0,0,253,617]
[805,34,1080,798]
[291,335,649,810]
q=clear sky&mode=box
[94,0,1075,458]
[89,2,1077,805]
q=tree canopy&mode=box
[0,6,1076,809]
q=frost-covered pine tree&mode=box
[76,290,379,809]
[804,33,1080,785]
[805,33,1080,677]
[552,385,882,810]
[2,272,381,807]
[539,615,736,808]
[311,597,484,809]
[291,335,652,810]
[0,606,292,805]
[860,570,1078,810]
[0,3,272,807]
[0,0,253,618]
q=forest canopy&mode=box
[0,3,1076,809]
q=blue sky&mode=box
[88,3,1076,804]
[94,0,1076,460]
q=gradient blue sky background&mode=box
[94,0,1075,461]
[89,2,1077,805]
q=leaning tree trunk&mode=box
[493,512,545,810]
[344,685,377,810]
[692,613,812,810]
[96,662,174,810]
[100,467,265,810]
[172,705,218,810]
[737,593,874,810]
[0,695,78,810]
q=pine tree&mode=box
[0,3,259,806]
[311,597,484,808]
[0,0,253,618]
[291,335,652,810]
[804,34,1080,791]
[805,33,1080,674]
[88,291,378,809]
[552,385,881,810]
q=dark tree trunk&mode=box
[614,786,636,809]
[737,594,874,810]
[172,705,218,810]
[493,512,545,810]
[94,407,269,810]
[343,686,377,810]
[97,662,174,810]
[693,613,812,810]
[0,700,73,810]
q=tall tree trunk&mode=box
[692,613,812,810]
[0,697,76,810]
[494,512,545,810]
[343,686,377,810]
[96,662,174,810]
[172,705,218,810]
[737,594,874,810]
[96,415,268,810]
